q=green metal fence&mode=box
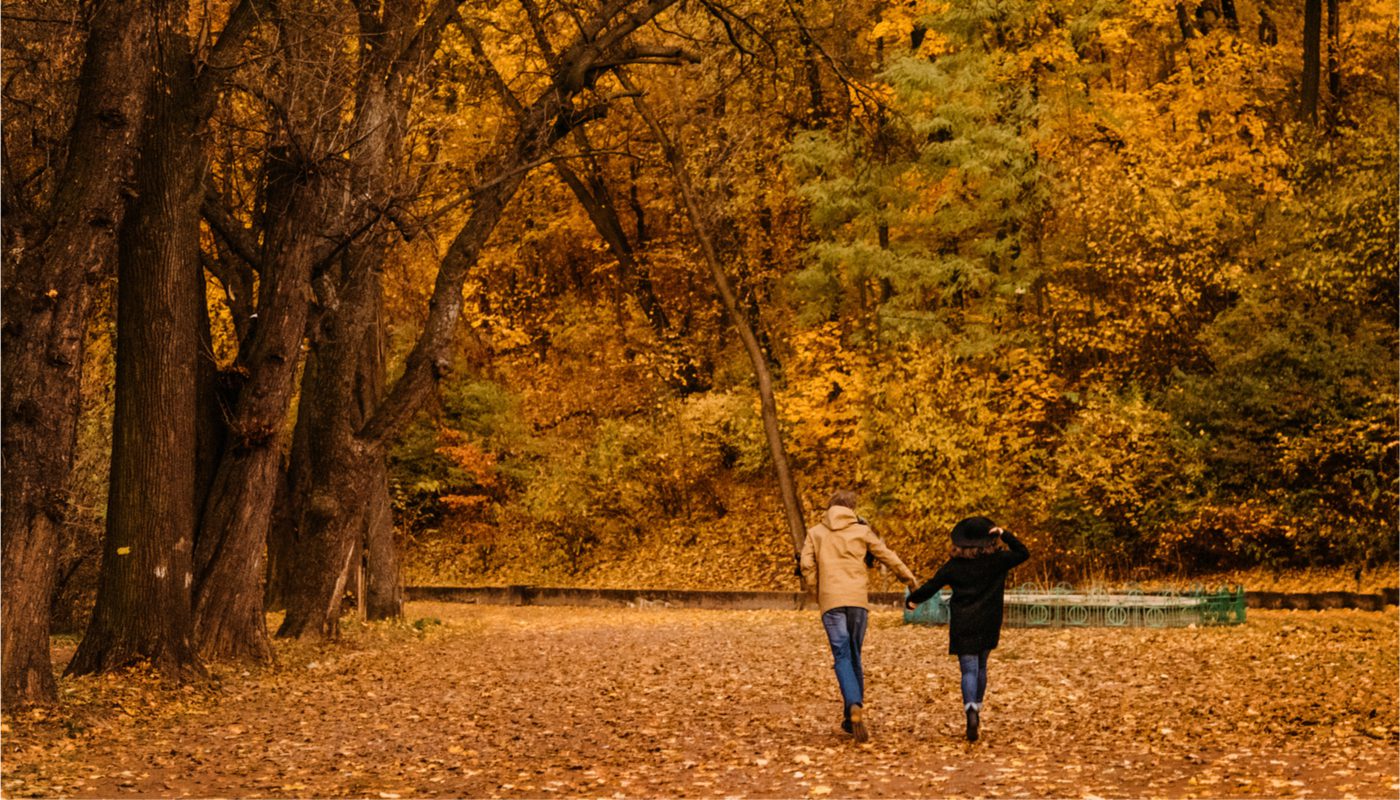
[904,583,1247,628]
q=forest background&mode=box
[3,0,1396,704]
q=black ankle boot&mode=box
[965,707,980,742]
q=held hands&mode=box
[904,577,920,610]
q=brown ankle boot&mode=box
[849,704,869,743]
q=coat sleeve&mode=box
[866,530,917,585]
[800,530,818,586]
[907,562,952,606]
[997,531,1030,570]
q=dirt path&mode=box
[3,604,1396,798]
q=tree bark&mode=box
[356,274,402,620]
[619,72,810,581]
[67,2,205,678]
[363,459,401,620]
[67,0,265,679]
[264,343,317,612]
[1,0,155,705]
[1300,0,1323,122]
[276,254,385,638]
[1326,0,1341,124]
[192,148,336,661]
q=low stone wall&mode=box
[405,585,1398,612]
[1247,588,1398,611]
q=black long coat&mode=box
[907,531,1030,654]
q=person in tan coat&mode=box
[800,490,919,742]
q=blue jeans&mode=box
[958,651,989,710]
[821,607,868,715]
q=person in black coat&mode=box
[906,516,1030,742]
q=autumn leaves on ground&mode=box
[3,602,1396,799]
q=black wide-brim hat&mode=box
[950,516,998,547]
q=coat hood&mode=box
[822,504,860,531]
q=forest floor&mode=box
[2,603,1397,799]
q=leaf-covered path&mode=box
[4,603,1397,798]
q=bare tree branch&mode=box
[201,187,262,270]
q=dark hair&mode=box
[952,543,998,559]
[828,489,858,510]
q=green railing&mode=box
[904,583,1247,628]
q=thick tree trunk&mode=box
[276,256,385,638]
[66,8,206,679]
[620,74,810,580]
[192,151,334,661]
[67,0,263,679]
[0,0,154,705]
[1299,0,1323,122]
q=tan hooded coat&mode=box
[800,505,917,613]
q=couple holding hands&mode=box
[799,490,1030,743]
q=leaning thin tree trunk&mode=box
[1,0,155,704]
[67,0,263,679]
[618,72,810,581]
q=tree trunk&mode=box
[276,256,384,638]
[363,460,401,620]
[352,256,401,621]
[191,149,334,661]
[1175,3,1195,40]
[1220,0,1239,30]
[1326,0,1341,124]
[67,0,264,679]
[66,6,206,679]
[0,0,155,706]
[619,74,810,580]
[264,384,312,612]
[1300,0,1323,122]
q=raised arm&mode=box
[996,529,1030,569]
